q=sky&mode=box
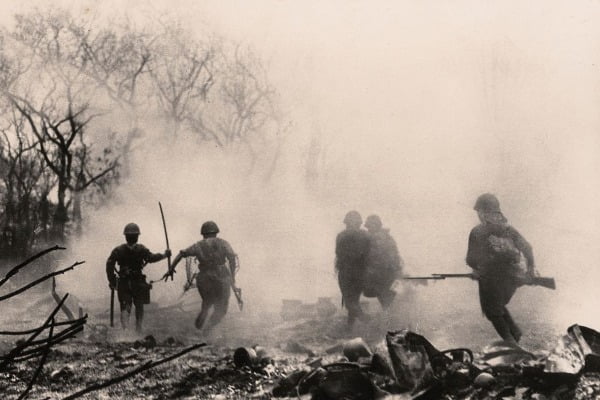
[2,0,600,333]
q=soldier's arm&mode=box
[223,241,238,283]
[509,227,535,274]
[170,245,194,273]
[106,250,118,288]
[170,251,184,272]
[465,229,481,270]
[142,245,171,264]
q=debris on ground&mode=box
[270,326,600,400]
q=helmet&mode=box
[123,223,141,235]
[343,211,362,226]
[364,215,382,231]
[474,193,501,213]
[201,221,220,235]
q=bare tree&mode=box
[145,21,215,137]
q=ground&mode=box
[0,284,584,400]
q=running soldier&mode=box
[335,211,371,328]
[363,214,404,309]
[168,221,238,332]
[466,193,537,345]
[106,223,171,332]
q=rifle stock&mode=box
[232,285,243,311]
[529,276,555,290]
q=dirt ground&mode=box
[0,283,575,400]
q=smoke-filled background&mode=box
[2,0,600,342]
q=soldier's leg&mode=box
[195,275,213,330]
[479,279,517,344]
[499,282,521,342]
[134,301,144,332]
[503,310,522,342]
[377,289,396,310]
[206,281,231,330]
[117,280,133,329]
[338,271,363,326]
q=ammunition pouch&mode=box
[139,274,151,305]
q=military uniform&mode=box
[336,224,370,326]
[106,242,167,331]
[466,194,535,343]
[364,228,403,308]
[176,231,237,331]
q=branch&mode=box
[0,245,66,288]
[61,343,207,400]
[0,316,87,336]
[72,162,117,191]
[0,262,85,302]
[0,294,68,370]
[8,321,85,357]
[17,318,55,400]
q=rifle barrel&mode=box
[433,273,473,278]
[402,276,446,280]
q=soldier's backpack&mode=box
[487,234,521,265]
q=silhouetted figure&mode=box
[169,221,238,332]
[335,211,371,328]
[466,193,536,345]
[363,214,404,309]
[106,223,170,332]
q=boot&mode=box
[489,316,518,346]
[120,311,130,330]
[504,312,522,342]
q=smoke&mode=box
[11,0,599,340]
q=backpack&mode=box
[487,234,521,265]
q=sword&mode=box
[159,201,173,280]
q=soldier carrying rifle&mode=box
[167,221,240,333]
[466,193,537,346]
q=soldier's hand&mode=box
[163,269,175,282]
[470,270,481,280]
[109,281,117,290]
[164,249,172,258]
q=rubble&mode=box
[270,326,600,400]
[280,297,337,321]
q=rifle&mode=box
[232,284,243,311]
[432,273,556,290]
[402,276,446,280]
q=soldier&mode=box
[335,211,371,328]
[466,193,537,345]
[106,223,171,332]
[168,221,238,332]
[363,215,404,309]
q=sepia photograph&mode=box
[0,0,598,399]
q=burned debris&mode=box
[270,327,600,400]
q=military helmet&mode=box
[201,221,220,235]
[364,214,382,230]
[474,193,501,213]
[123,222,141,235]
[343,210,362,226]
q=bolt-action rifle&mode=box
[432,273,555,290]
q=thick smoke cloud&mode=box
[11,0,599,334]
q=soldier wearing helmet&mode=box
[168,221,238,332]
[363,215,404,309]
[335,211,371,328]
[466,193,537,345]
[106,223,171,332]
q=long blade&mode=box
[159,201,171,270]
